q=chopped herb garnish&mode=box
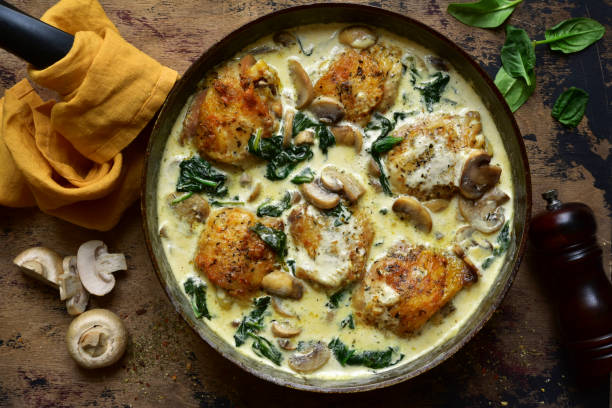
[250,222,287,258]
[379,208,388,215]
[257,192,292,217]
[323,203,353,227]
[176,156,227,196]
[340,314,355,329]
[290,167,315,184]
[328,338,404,369]
[184,278,211,319]
[416,72,450,112]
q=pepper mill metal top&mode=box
[530,190,612,377]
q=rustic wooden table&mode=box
[1,0,610,407]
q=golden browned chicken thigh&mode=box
[194,207,282,298]
[313,44,402,126]
[181,55,282,166]
[353,242,477,336]
[288,204,374,289]
[385,111,485,200]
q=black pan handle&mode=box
[0,0,74,69]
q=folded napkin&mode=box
[0,0,177,230]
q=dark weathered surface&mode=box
[0,0,610,407]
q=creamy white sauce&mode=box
[156,24,514,380]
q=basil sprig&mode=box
[551,87,589,128]
[534,18,605,54]
[448,0,523,29]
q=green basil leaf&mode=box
[536,18,605,54]
[447,0,523,29]
[494,66,535,112]
[500,26,536,86]
[551,87,589,127]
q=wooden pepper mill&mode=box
[530,190,612,377]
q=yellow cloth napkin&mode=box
[0,0,177,230]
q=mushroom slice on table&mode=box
[77,241,127,296]
[288,341,331,373]
[13,247,63,288]
[60,256,90,316]
[392,196,433,233]
[458,187,510,234]
[66,309,127,369]
[459,151,502,200]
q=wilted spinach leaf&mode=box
[551,87,589,127]
[176,156,227,196]
[323,203,353,227]
[326,286,351,309]
[482,221,511,269]
[500,25,535,86]
[184,278,211,319]
[292,111,335,153]
[250,333,283,365]
[234,296,270,346]
[340,314,355,329]
[447,0,523,29]
[250,223,287,258]
[257,192,292,217]
[210,200,244,207]
[248,129,313,181]
[291,167,315,184]
[535,17,605,54]
[365,113,405,196]
[416,72,450,112]
[494,66,535,112]
[328,338,404,369]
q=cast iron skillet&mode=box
[0,2,532,392]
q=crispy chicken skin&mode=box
[313,44,402,126]
[386,111,485,200]
[181,55,282,166]
[353,242,477,336]
[288,204,374,289]
[194,208,283,298]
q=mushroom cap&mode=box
[458,188,510,234]
[288,341,330,373]
[320,166,365,203]
[13,247,62,288]
[271,321,302,338]
[338,25,378,49]
[423,198,450,213]
[392,196,433,233]
[66,309,127,369]
[282,109,295,147]
[288,59,314,109]
[459,151,502,200]
[330,125,363,152]
[261,271,304,300]
[309,96,345,124]
[300,181,340,209]
[77,241,126,296]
